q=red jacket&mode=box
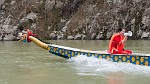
[108,33,124,54]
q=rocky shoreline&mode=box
[0,0,150,40]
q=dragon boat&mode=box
[19,31,150,66]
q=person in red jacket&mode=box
[108,28,132,54]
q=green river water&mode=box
[0,40,150,84]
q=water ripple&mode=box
[69,55,150,77]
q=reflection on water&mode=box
[0,40,150,84]
[107,74,126,84]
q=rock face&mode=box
[0,0,150,40]
[0,0,5,6]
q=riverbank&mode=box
[0,0,150,40]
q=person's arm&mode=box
[110,35,120,53]
[122,36,127,43]
[111,47,118,52]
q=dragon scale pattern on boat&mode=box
[49,44,150,66]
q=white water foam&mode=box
[68,55,150,77]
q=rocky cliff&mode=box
[0,0,150,40]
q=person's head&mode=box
[117,28,125,35]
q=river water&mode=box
[0,40,150,84]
